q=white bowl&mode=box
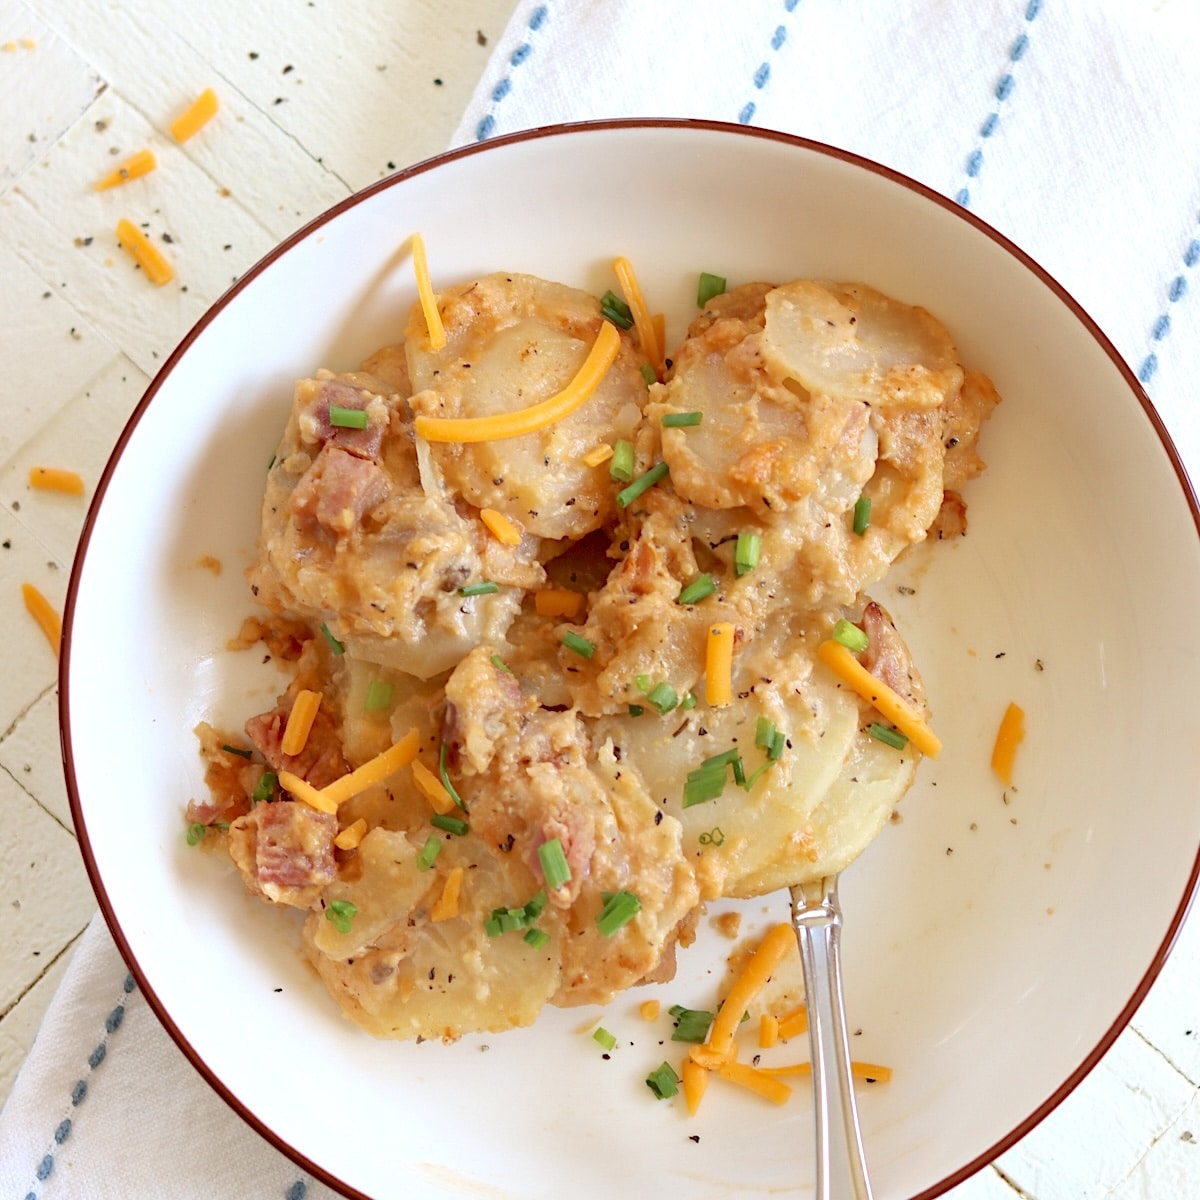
[63,120,1200,1200]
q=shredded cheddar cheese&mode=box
[717,1060,792,1105]
[582,443,614,468]
[534,588,584,619]
[777,1003,809,1040]
[758,1060,893,1083]
[280,689,322,756]
[681,1057,709,1116]
[414,320,621,444]
[639,999,661,1021]
[333,818,368,850]
[318,727,421,808]
[169,87,218,142]
[990,700,1025,786]
[410,232,447,350]
[480,508,523,546]
[94,149,156,190]
[705,622,735,708]
[612,256,663,378]
[430,865,464,922]
[701,922,794,1063]
[278,770,337,814]
[411,758,455,814]
[21,583,61,658]
[759,1012,780,1049]
[28,466,85,495]
[115,218,174,286]
[816,639,942,758]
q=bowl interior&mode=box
[64,122,1200,1200]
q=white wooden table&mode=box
[2,2,1198,1197]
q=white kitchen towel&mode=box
[3,2,1199,1197]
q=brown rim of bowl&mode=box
[58,116,1200,1200]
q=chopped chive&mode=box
[616,461,669,509]
[431,812,469,836]
[251,771,277,804]
[592,1025,617,1051]
[186,822,206,846]
[640,362,657,387]
[700,747,741,770]
[634,674,652,693]
[609,438,636,483]
[853,494,872,535]
[697,272,727,307]
[600,289,634,329]
[416,835,442,871]
[646,681,679,715]
[212,820,230,832]
[320,622,345,655]
[484,914,505,937]
[561,630,596,659]
[832,618,869,654]
[661,411,703,428]
[646,1061,681,1099]
[755,716,776,750]
[490,652,514,674]
[221,743,252,759]
[458,581,499,597]
[523,889,548,921]
[628,704,645,717]
[524,927,551,950]
[683,767,727,808]
[731,755,746,786]
[325,899,358,934]
[742,761,774,790]
[597,889,641,936]
[364,680,393,712]
[768,729,787,761]
[438,742,466,811]
[734,531,761,577]
[869,722,909,750]
[538,837,572,890]
[669,1005,715,1044]
[328,404,368,429]
[677,573,715,605]
[680,691,697,711]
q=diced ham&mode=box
[297,377,389,460]
[290,444,390,536]
[860,601,926,712]
[245,701,348,789]
[228,801,338,908]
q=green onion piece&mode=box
[251,771,277,804]
[645,1061,681,1099]
[853,494,872,536]
[768,728,787,761]
[523,889,548,921]
[697,272,727,307]
[328,404,369,429]
[597,889,641,936]
[186,822,206,846]
[561,630,596,659]
[538,837,572,890]
[458,581,499,597]
[416,835,442,871]
[320,622,345,656]
[600,289,634,329]
[628,704,645,717]
[683,766,727,808]
[677,573,716,605]
[831,618,869,654]
[431,812,469,836]
[634,673,652,692]
[490,653,514,675]
[669,1005,715,1044]
[755,716,776,750]
[325,899,358,934]
[680,691,697,711]
[524,927,551,950]
[221,743,252,759]
[484,914,505,938]
[364,680,393,712]
[212,821,230,831]
[742,761,774,790]
[609,438,636,483]
[869,722,909,750]
[592,1025,617,1051]
[662,411,703,428]
[616,461,669,509]
[487,906,523,934]
[701,747,742,770]
[731,755,746,786]
[734,531,761,577]
[640,362,657,387]
[438,742,466,811]
[646,681,678,715]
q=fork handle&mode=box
[791,878,875,1200]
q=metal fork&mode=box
[790,876,875,1200]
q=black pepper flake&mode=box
[273,96,285,105]
[282,63,294,73]
[688,1135,700,1143]
[161,232,174,243]
[273,987,282,993]
[386,161,395,170]
[654,809,663,825]
[433,77,444,86]
[249,50,259,59]
[476,30,488,45]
